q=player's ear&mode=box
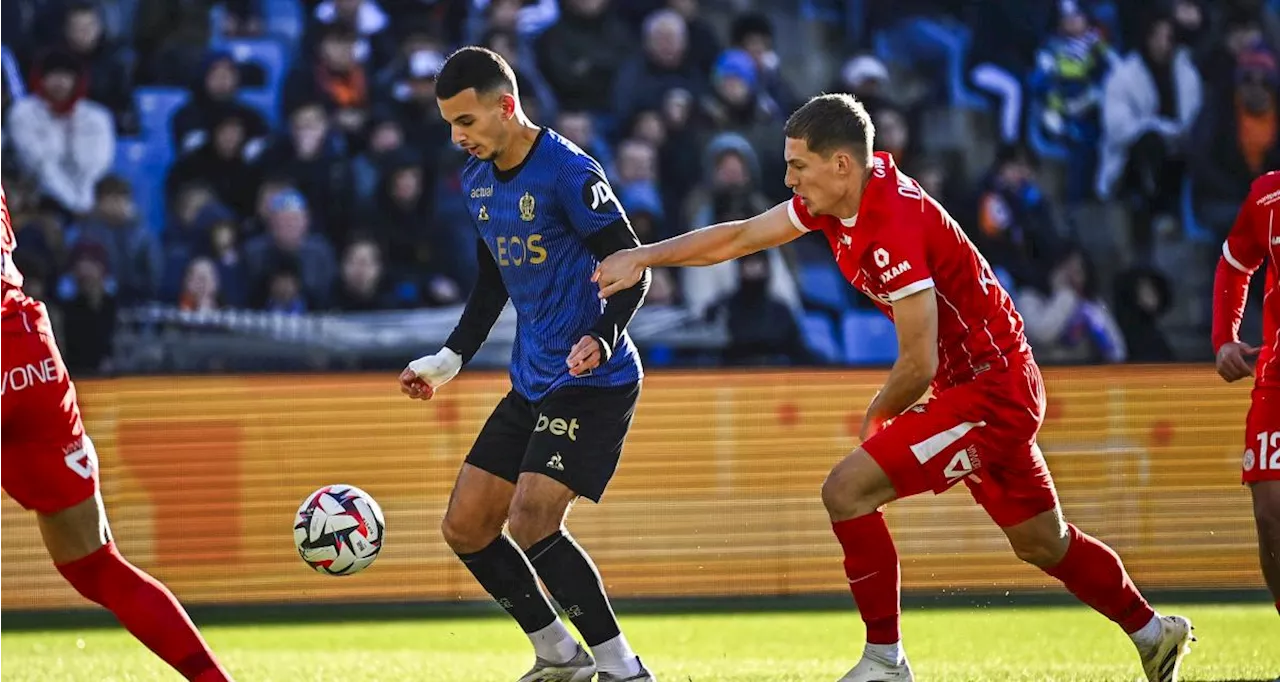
[498,93,517,120]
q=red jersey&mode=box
[1213,171,1280,388]
[1,186,24,317]
[788,152,1030,390]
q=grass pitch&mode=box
[1,603,1277,681]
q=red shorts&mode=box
[1243,387,1280,483]
[1,298,98,514]
[862,358,1059,527]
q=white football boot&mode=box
[597,657,657,682]
[837,656,914,682]
[515,643,597,682]
[1137,615,1195,682]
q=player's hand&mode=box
[1216,341,1260,383]
[566,335,603,376]
[593,248,647,299]
[401,348,463,400]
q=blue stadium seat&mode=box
[239,88,279,128]
[1181,175,1215,243]
[113,138,170,236]
[135,87,189,143]
[263,0,304,47]
[798,262,850,312]
[216,38,290,99]
[842,311,898,365]
[801,312,841,364]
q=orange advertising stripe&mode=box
[0,367,1261,611]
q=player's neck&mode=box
[829,176,871,224]
[494,119,542,172]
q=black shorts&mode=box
[465,382,640,502]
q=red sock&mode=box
[832,511,902,644]
[57,543,232,681]
[1043,524,1156,634]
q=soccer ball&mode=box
[293,485,386,576]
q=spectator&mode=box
[59,241,117,374]
[1112,265,1175,363]
[965,0,1056,145]
[220,0,265,37]
[1017,245,1127,364]
[729,12,798,115]
[535,0,633,113]
[834,54,894,112]
[379,48,450,160]
[656,87,702,236]
[870,104,916,172]
[352,110,409,212]
[709,251,810,367]
[666,0,721,77]
[970,147,1061,293]
[135,0,212,85]
[331,237,401,310]
[166,109,263,219]
[244,189,338,308]
[164,182,219,244]
[259,257,309,313]
[7,50,115,215]
[618,183,679,306]
[172,50,270,156]
[161,199,236,301]
[471,0,559,37]
[614,138,661,209]
[284,25,371,137]
[557,109,616,176]
[242,175,296,237]
[306,0,396,71]
[256,101,354,241]
[1197,7,1268,93]
[178,256,222,312]
[62,176,162,304]
[701,49,785,186]
[1191,46,1280,236]
[204,218,249,308]
[371,151,465,302]
[60,2,136,132]
[1098,14,1202,255]
[1033,0,1117,203]
[681,132,800,318]
[613,9,705,124]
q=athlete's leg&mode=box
[1252,481,1280,615]
[510,384,649,681]
[40,493,233,682]
[443,389,581,673]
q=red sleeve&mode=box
[868,201,934,302]
[787,194,824,233]
[1212,197,1267,353]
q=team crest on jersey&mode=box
[519,192,536,222]
[1244,448,1256,471]
[478,205,490,222]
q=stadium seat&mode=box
[113,138,170,236]
[842,311,898,365]
[216,38,291,98]
[135,87,189,143]
[263,0,304,48]
[798,262,850,313]
[801,312,842,364]
[873,18,987,110]
[1181,175,1215,244]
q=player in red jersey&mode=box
[0,186,234,682]
[1211,170,1280,623]
[594,94,1193,682]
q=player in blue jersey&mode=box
[397,47,654,682]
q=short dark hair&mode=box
[731,13,773,46]
[435,46,517,100]
[783,93,875,165]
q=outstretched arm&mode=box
[1213,200,1265,382]
[594,201,802,297]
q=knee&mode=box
[440,511,501,555]
[821,451,893,521]
[1009,529,1069,568]
[506,496,565,550]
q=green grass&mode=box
[2,605,1277,681]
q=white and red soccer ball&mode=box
[293,485,386,576]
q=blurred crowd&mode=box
[0,0,1276,373]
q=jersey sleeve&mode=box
[787,194,823,233]
[867,205,934,302]
[1222,199,1267,275]
[556,153,629,239]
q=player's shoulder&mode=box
[1248,171,1280,207]
[543,128,606,176]
[863,153,925,231]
